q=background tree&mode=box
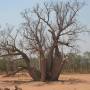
[0,1,86,81]
[63,52,90,73]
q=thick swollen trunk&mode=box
[51,59,62,81]
[40,53,46,81]
[49,59,66,81]
[18,46,65,81]
[45,60,65,81]
[46,46,65,81]
[27,58,65,81]
[40,59,46,81]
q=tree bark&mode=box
[40,59,46,81]
[47,46,63,81]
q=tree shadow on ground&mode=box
[2,80,34,84]
[1,78,90,87]
[34,78,89,87]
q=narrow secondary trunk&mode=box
[18,50,41,81]
[28,67,41,81]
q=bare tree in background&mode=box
[0,1,86,81]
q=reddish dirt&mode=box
[0,73,90,90]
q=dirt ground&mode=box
[0,73,90,90]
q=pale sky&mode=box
[0,0,90,53]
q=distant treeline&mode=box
[63,52,90,73]
[0,51,90,74]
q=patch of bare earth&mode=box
[0,74,90,90]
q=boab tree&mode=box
[0,1,86,81]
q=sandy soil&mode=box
[0,73,90,90]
